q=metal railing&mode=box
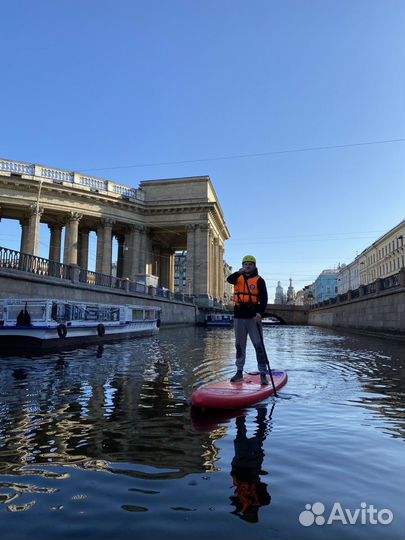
[79,268,124,289]
[364,282,376,295]
[382,273,400,289]
[0,246,70,279]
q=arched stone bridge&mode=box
[263,304,309,325]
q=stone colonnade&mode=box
[18,210,153,280]
[15,208,225,299]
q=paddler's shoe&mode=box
[230,370,243,382]
[260,373,269,385]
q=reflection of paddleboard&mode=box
[191,371,288,410]
[191,406,248,432]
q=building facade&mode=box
[336,260,360,294]
[336,219,405,293]
[357,220,405,286]
[314,269,338,303]
[0,158,231,303]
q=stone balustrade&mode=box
[0,158,142,201]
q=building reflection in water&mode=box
[0,333,228,479]
[230,404,274,523]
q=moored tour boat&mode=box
[205,313,233,327]
[0,298,160,353]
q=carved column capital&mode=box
[48,222,64,232]
[28,204,44,217]
[103,218,115,227]
[66,211,83,223]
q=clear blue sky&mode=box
[1,0,404,300]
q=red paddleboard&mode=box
[191,370,288,409]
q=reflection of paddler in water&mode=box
[230,404,274,523]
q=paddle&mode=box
[257,322,278,397]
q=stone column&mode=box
[123,225,145,281]
[139,226,149,275]
[194,224,209,297]
[95,223,104,274]
[160,248,172,289]
[146,228,153,275]
[213,236,219,300]
[63,212,82,265]
[116,234,125,278]
[186,224,196,296]
[19,217,30,254]
[218,244,225,300]
[208,228,214,298]
[48,223,63,262]
[135,225,144,275]
[26,205,43,256]
[101,219,114,275]
[78,228,90,270]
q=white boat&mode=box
[0,298,160,353]
[205,313,233,327]
[261,318,280,326]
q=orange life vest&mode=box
[234,275,260,306]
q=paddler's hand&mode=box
[238,267,245,274]
[254,313,262,323]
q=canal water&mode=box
[0,326,404,540]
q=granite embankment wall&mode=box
[308,271,405,340]
[0,269,197,325]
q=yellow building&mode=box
[358,219,405,285]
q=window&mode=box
[132,309,144,321]
[7,303,47,322]
[145,309,157,320]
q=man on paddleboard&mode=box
[227,255,269,385]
